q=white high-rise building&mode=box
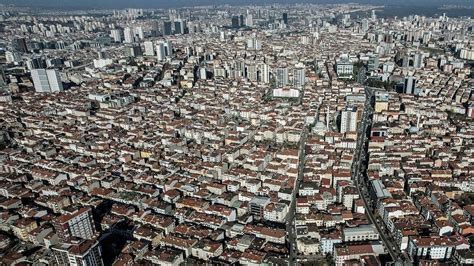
[53,207,96,242]
[371,10,377,21]
[144,41,155,56]
[247,38,261,50]
[134,26,144,40]
[220,31,226,42]
[361,19,369,32]
[340,106,358,133]
[156,41,173,61]
[246,14,254,27]
[156,42,166,61]
[275,67,289,88]
[336,56,354,79]
[5,51,21,64]
[246,64,258,82]
[111,29,123,43]
[47,70,63,92]
[413,53,423,69]
[164,41,173,57]
[124,27,134,43]
[258,63,270,84]
[31,69,63,93]
[293,63,306,89]
[404,76,416,94]
[200,67,207,80]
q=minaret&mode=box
[326,106,330,130]
[416,113,420,129]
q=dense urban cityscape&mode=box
[0,2,473,265]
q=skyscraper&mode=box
[150,20,160,37]
[27,57,46,70]
[247,38,261,50]
[258,63,270,84]
[293,64,306,89]
[0,66,5,87]
[164,41,173,57]
[156,42,166,61]
[31,69,63,93]
[336,55,354,79]
[110,29,123,43]
[220,31,226,42]
[156,41,173,61]
[231,16,240,28]
[5,51,21,64]
[362,19,369,32]
[368,55,380,72]
[174,19,186,35]
[53,207,96,242]
[246,14,254,27]
[404,76,416,94]
[134,26,144,40]
[12,37,28,53]
[283,13,288,25]
[124,44,143,58]
[371,10,377,21]
[239,15,245,27]
[246,64,258,82]
[413,53,423,69]
[164,21,173,35]
[340,106,358,133]
[123,27,134,43]
[144,41,155,56]
[275,67,289,88]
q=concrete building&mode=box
[408,236,456,261]
[404,76,416,94]
[31,69,63,93]
[334,244,376,266]
[174,19,186,35]
[53,207,96,242]
[336,56,353,79]
[293,63,306,89]
[249,196,270,220]
[164,21,172,35]
[297,237,319,255]
[144,41,155,56]
[110,29,123,43]
[368,55,379,72]
[52,239,103,266]
[124,27,134,43]
[320,232,342,254]
[343,225,379,242]
[156,41,173,61]
[258,63,270,84]
[340,106,358,133]
[275,67,289,88]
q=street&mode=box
[351,87,409,265]
[287,125,308,265]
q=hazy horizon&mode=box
[1,0,473,9]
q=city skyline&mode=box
[0,2,473,266]
[1,0,474,9]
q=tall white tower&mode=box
[124,27,134,43]
[31,69,63,93]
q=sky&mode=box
[0,0,473,9]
